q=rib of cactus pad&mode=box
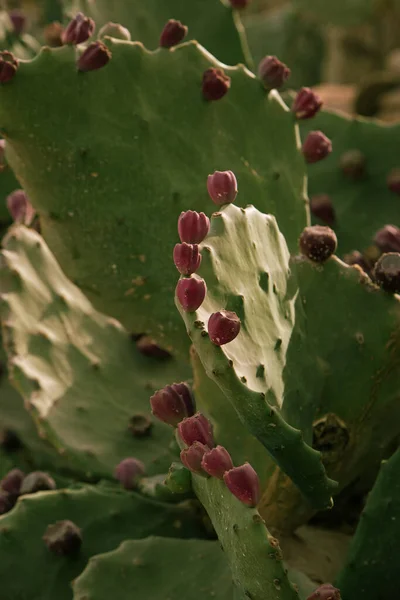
[300,109,400,256]
[66,0,247,66]
[73,536,244,600]
[293,0,374,26]
[0,40,307,355]
[336,446,400,600]
[0,481,206,600]
[1,226,192,478]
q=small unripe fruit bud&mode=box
[373,253,400,293]
[44,22,64,47]
[150,382,195,426]
[178,210,210,244]
[173,243,202,276]
[207,170,237,205]
[229,0,251,7]
[165,461,192,493]
[62,12,95,45]
[208,310,241,345]
[98,22,131,41]
[309,194,335,226]
[159,19,188,48]
[20,472,56,495]
[202,68,231,101]
[387,168,400,194]
[0,51,18,84]
[302,131,332,164]
[292,87,322,119]
[8,10,26,35]
[128,414,153,438]
[306,583,341,600]
[6,189,36,226]
[0,468,24,497]
[180,442,209,474]
[114,457,145,490]
[77,41,111,72]
[178,413,214,447]
[343,250,369,273]
[299,225,337,263]
[258,56,290,90]
[223,463,260,507]
[0,491,13,515]
[374,225,400,253]
[176,275,207,312]
[136,335,171,359]
[201,446,233,478]
[339,149,365,180]
[43,520,82,555]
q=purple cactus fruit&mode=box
[43,22,64,47]
[373,225,400,253]
[6,189,36,226]
[292,87,322,119]
[8,10,26,35]
[173,243,202,276]
[180,442,209,474]
[150,382,195,426]
[208,310,241,345]
[178,413,214,447]
[302,131,332,164]
[201,446,234,479]
[176,275,207,312]
[77,41,111,72]
[223,463,260,507]
[136,335,171,359]
[306,583,341,600]
[20,472,56,495]
[202,68,231,101]
[0,51,18,84]
[373,253,400,294]
[387,168,400,194]
[207,170,238,205]
[0,468,24,498]
[61,12,95,45]
[178,210,210,244]
[339,149,365,180]
[258,55,290,90]
[114,457,145,490]
[159,19,188,48]
[229,0,251,7]
[309,194,335,226]
[98,22,131,41]
[299,225,337,263]
[43,520,82,556]
[0,491,13,515]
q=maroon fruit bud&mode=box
[136,335,171,359]
[229,0,251,7]
[0,468,24,497]
[306,583,341,600]
[77,41,111,72]
[292,87,322,119]
[20,472,56,495]
[207,170,238,205]
[343,250,369,273]
[302,131,332,164]
[159,19,188,48]
[180,442,209,474]
[0,491,13,515]
[0,51,18,84]
[223,463,260,507]
[339,149,365,180]
[299,225,337,263]
[8,10,26,35]
[150,382,195,426]
[62,12,95,45]
[374,225,400,253]
[208,310,241,345]
[258,56,290,90]
[114,457,145,490]
[6,189,36,226]
[0,139,6,171]
[173,243,202,276]
[373,253,400,294]
[309,194,335,226]
[178,413,214,447]
[201,446,233,478]
[202,68,231,101]
[98,22,131,41]
[178,210,210,244]
[176,275,207,312]
[43,520,82,555]
[387,168,400,194]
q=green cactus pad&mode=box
[336,447,400,600]
[0,481,206,600]
[73,536,243,600]
[1,226,191,478]
[0,40,307,354]
[294,0,375,26]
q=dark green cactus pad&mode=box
[0,40,307,354]
[0,481,207,600]
[301,109,400,256]
[1,226,191,478]
[336,447,400,600]
[73,536,243,600]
